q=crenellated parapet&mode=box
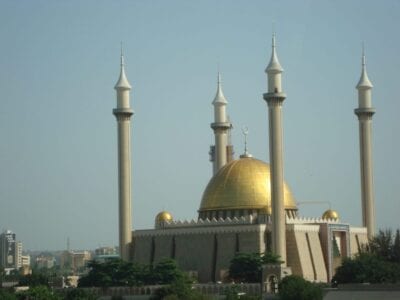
[286,216,341,224]
[160,215,257,229]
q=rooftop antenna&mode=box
[67,236,70,252]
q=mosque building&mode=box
[112,36,375,283]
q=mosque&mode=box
[111,35,375,284]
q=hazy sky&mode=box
[1,0,399,251]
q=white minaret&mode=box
[355,49,376,239]
[113,50,133,260]
[263,34,287,264]
[211,73,231,175]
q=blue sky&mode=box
[0,0,399,251]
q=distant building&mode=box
[0,230,22,271]
[21,255,30,267]
[35,255,55,269]
[95,246,118,256]
[60,250,91,271]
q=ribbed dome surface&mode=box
[199,157,297,212]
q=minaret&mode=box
[113,49,133,260]
[355,49,376,239]
[211,73,231,175]
[263,34,287,263]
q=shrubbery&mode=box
[278,275,322,300]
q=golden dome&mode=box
[322,209,339,220]
[155,211,173,223]
[199,157,297,212]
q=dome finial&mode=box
[356,43,373,89]
[240,126,252,158]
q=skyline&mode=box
[1,0,399,250]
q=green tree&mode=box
[229,253,263,283]
[229,252,282,283]
[279,275,322,300]
[151,274,207,300]
[393,229,400,263]
[63,288,98,300]
[333,252,400,284]
[0,289,17,300]
[16,285,61,300]
[151,259,185,285]
[19,272,49,287]
[367,229,394,260]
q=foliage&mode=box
[333,229,400,284]
[63,288,98,300]
[364,229,400,263]
[332,252,400,284]
[229,252,282,283]
[262,252,283,265]
[16,285,61,300]
[278,275,322,300]
[0,289,17,300]
[229,253,263,283]
[150,259,185,285]
[18,272,49,287]
[394,229,400,263]
[78,258,147,287]
[78,258,187,288]
[224,285,261,300]
[151,275,207,300]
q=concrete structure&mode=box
[355,50,376,239]
[36,255,55,269]
[263,34,287,264]
[113,50,134,260]
[210,73,233,175]
[111,38,374,284]
[60,250,91,271]
[0,230,22,271]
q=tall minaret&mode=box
[263,34,287,263]
[355,49,375,239]
[113,50,133,260]
[211,73,231,175]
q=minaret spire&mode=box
[115,43,131,91]
[356,44,373,90]
[354,48,376,239]
[113,49,134,260]
[263,32,288,264]
[210,71,231,175]
[265,34,284,93]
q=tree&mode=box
[19,272,49,287]
[229,253,263,283]
[279,275,322,300]
[0,289,16,300]
[150,259,185,285]
[63,288,98,300]
[151,274,207,300]
[393,229,400,263]
[229,252,282,283]
[16,285,61,300]
[367,229,394,261]
[333,252,400,284]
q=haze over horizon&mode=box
[1,0,399,251]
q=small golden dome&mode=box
[322,209,339,220]
[155,211,173,223]
[199,157,297,212]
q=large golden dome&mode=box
[199,157,297,213]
